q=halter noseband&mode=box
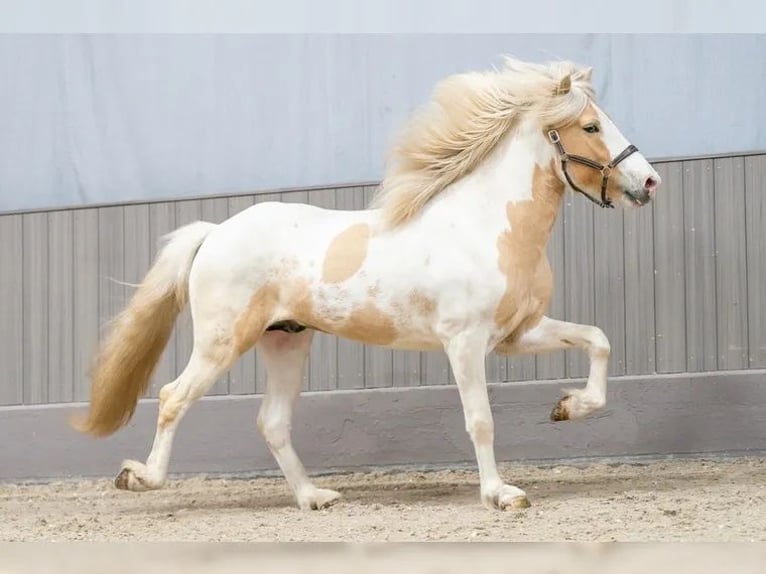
[547,129,639,209]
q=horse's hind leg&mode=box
[256,329,341,510]
[115,335,236,492]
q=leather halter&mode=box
[547,129,639,208]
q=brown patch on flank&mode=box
[336,301,398,346]
[233,283,280,354]
[494,162,563,338]
[289,277,316,321]
[322,224,371,284]
[552,103,623,202]
[298,298,397,346]
[232,272,401,349]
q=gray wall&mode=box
[2,152,764,407]
[2,34,766,212]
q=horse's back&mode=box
[227,199,376,234]
[193,198,377,278]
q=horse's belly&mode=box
[292,285,443,351]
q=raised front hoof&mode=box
[297,488,342,511]
[113,461,161,492]
[484,486,531,511]
[550,395,572,421]
[550,390,605,421]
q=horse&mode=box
[72,57,661,511]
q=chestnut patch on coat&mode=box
[494,162,564,337]
[234,234,441,351]
[233,283,281,354]
[338,301,398,345]
[321,224,371,283]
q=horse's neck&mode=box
[428,127,563,244]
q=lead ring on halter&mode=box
[547,129,639,208]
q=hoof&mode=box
[550,395,571,421]
[504,495,531,510]
[485,485,531,511]
[114,468,132,490]
[299,488,342,511]
[113,462,156,492]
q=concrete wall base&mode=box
[2,370,765,482]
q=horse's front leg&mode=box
[444,329,530,511]
[496,315,611,421]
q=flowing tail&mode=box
[71,220,218,437]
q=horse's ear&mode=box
[579,67,593,82]
[555,74,572,96]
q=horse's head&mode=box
[545,72,661,209]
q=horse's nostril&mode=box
[644,176,659,196]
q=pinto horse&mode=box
[72,57,661,511]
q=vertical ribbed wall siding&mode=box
[1,154,764,405]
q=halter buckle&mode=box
[547,130,560,144]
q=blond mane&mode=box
[371,57,596,229]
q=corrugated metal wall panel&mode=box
[652,162,686,373]
[22,213,49,404]
[745,156,766,368]
[594,207,627,377]
[0,214,23,405]
[713,157,749,370]
[2,154,764,406]
[623,205,656,375]
[72,208,99,402]
[683,160,718,372]
[47,210,74,403]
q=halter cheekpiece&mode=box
[547,129,639,208]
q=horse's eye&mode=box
[583,124,600,134]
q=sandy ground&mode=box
[1,456,765,542]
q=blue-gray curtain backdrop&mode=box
[1,33,764,211]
